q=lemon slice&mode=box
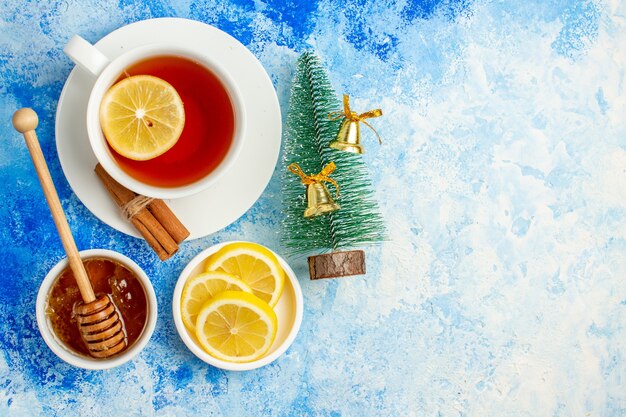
[180,271,252,332]
[204,242,285,307]
[99,75,185,160]
[195,291,277,363]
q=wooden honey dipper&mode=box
[13,108,128,358]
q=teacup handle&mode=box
[64,35,110,77]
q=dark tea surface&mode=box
[46,258,148,356]
[110,55,235,187]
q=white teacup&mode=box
[64,35,246,200]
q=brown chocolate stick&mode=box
[95,164,179,261]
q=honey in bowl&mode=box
[108,55,235,188]
[46,258,148,356]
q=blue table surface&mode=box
[1,1,625,416]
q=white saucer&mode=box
[56,18,281,240]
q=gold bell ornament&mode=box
[328,94,383,154]
[288,162,340,218]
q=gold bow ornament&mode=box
[288,162,340,218]
[328,94,383,154]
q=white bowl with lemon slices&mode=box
[173,241,303,371]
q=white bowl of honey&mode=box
[36,249,157,370]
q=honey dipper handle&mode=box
[12,108,96,303]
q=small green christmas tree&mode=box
[281,52,385,277]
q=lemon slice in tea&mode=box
[99,75,185,161]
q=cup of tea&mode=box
[36,249,158,370]
[64,35,246,199]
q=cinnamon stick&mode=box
[147,199,190,244]
[95,164,187,261]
